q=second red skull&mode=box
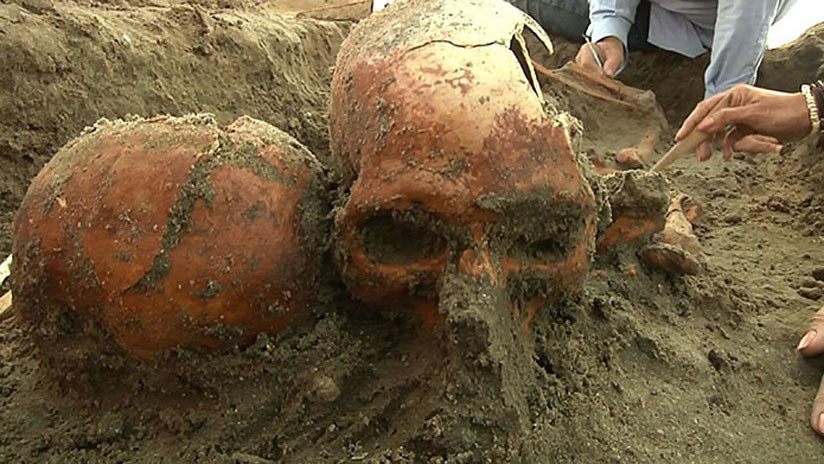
[330,0,597,328]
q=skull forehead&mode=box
[336,0,550,66]
[345,48,592,217]
[330,0,556,184]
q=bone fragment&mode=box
[0,291,11,321]
[530,60,636,110]
[0,254,10,286]
[0,255,11,320]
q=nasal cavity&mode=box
[458,247,500,285]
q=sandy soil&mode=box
[264,0,371,20]
[2,1,824,462]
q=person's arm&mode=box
[703,0,780,97]
[577,0,641,76]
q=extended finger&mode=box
[697,106,751,133]
[677,92,729,140]
[733,134,781,154]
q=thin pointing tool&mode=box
[650,94,734,172]
[649,130,711,172]
[582,34,604,71]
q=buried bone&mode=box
[12,115,329,359]
[330,0,597,330]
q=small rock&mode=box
[799,286,823,300]
[310,374,340,403]
[812,267,824,282]
[722,213,742,225]
[708,349,730,373]
[801,278,821,288]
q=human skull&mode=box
[13,115,328,359]
[329,0,596,328]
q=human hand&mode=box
[574,36,624,77]
[796,306,824,436]
[676,84,812,161]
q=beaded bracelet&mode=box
[801,83,821,136]
[813,80,824,136]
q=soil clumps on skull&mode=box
[1,1,824,463]
[600,170,671,219]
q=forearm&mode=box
[704,0,780,97]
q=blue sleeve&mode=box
[587,0,641,75]
[704,0,781,97]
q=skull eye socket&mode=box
[358,213,447,265]
[517,237,567,262]
[505,216,587,264]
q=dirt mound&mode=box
[760,22,824,92]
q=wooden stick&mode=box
[649,130,710,172]
[298,0,369,13]
[0,291,11,321]
[651,93,734,172]
[278,0,371,19]
[0,254,10,285]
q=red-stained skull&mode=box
[12,115,328,360]
[329,0,597,329]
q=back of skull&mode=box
[329,0,597,316]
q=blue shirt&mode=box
[587,0,798,97]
